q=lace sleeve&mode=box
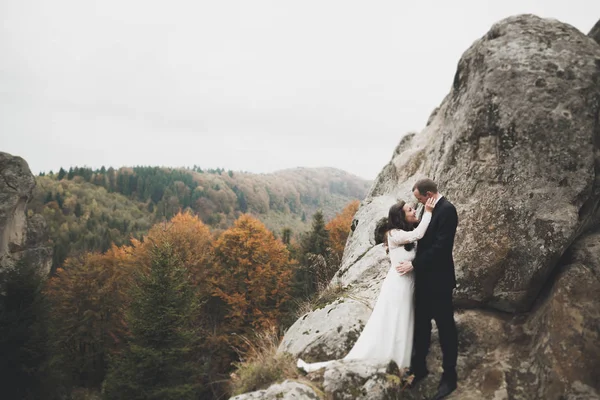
[387,211,432,246]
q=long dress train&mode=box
[297,211,432,372]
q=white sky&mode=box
[1,1,599,180]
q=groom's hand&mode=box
[396,261,414,275]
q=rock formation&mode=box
[234,14,600,400]
[0,152,52,275]
[589,18,600,45]
[230,380,321,400]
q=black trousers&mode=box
[411,287,458,382]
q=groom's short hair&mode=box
[413,178,438,195]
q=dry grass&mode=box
[293,281,346,319]
[228,317,410,399]
[229,281,348,397]
[229,324,303,396]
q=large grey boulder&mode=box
[517,233,600,399]
[229,380,321,400]
[321,360,401,400]
[589,18,600,45]
[278,245,389,361]
[337,195,397,277]
[0,152,35,268]
[0,152,51,274]
[0,152,52,275]
[247,14,600,400]
[369,14,600,312]
[278,298,372,362]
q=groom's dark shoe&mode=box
[403,369,429,388]
[431,378,457,400]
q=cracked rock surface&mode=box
[0,152,52,274]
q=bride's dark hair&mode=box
[386,200,417,251]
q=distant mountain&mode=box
[31,166,371,271]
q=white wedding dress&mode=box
[297,211,432,373]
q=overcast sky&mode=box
[1,1,599,180]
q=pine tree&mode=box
[294,210,331,297]
[55,192,64,208]
[57,167,66,180]
[303,210,330,257]
[74,202,83,218]
[237,190,248,213]
[102,241,202,400]
[281,228,292,245]
[0,259,53,400]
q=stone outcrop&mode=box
[589,18,600,45]
[278,245,390,362]
[368,14,600,313]
[0,152,52,274]
[229,380,321,400]
[234,14,600,400]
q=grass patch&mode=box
[293,281,346,319]
[229,325,302,396]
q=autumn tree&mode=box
[202,214,293,396]
[326,200,359,262]
[131,211,216,398]
[133,211,213,309]
[45,246,135,389]
[211,214,292,336]
[102,241,202,400]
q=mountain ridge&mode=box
[32,164,371,271]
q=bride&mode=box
[297,197,436,373]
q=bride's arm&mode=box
[412,205,458,270]
[387,211,432,246]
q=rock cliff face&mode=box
[590,18,600,45]
[0,152,52,275]
[234,15,600,400]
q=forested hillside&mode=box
[31,166,370,271]
[2,150,367,399]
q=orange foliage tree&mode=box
[326,200,359,262]
[133,211,213,292]
[45,245,135,388]
[211,215,293,340]
[130,211,220,398]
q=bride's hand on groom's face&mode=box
[424,197,436,213]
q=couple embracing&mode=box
[297,178,458,400]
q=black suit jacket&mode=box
[413,196,458,293]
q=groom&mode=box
[397,178,458,400]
